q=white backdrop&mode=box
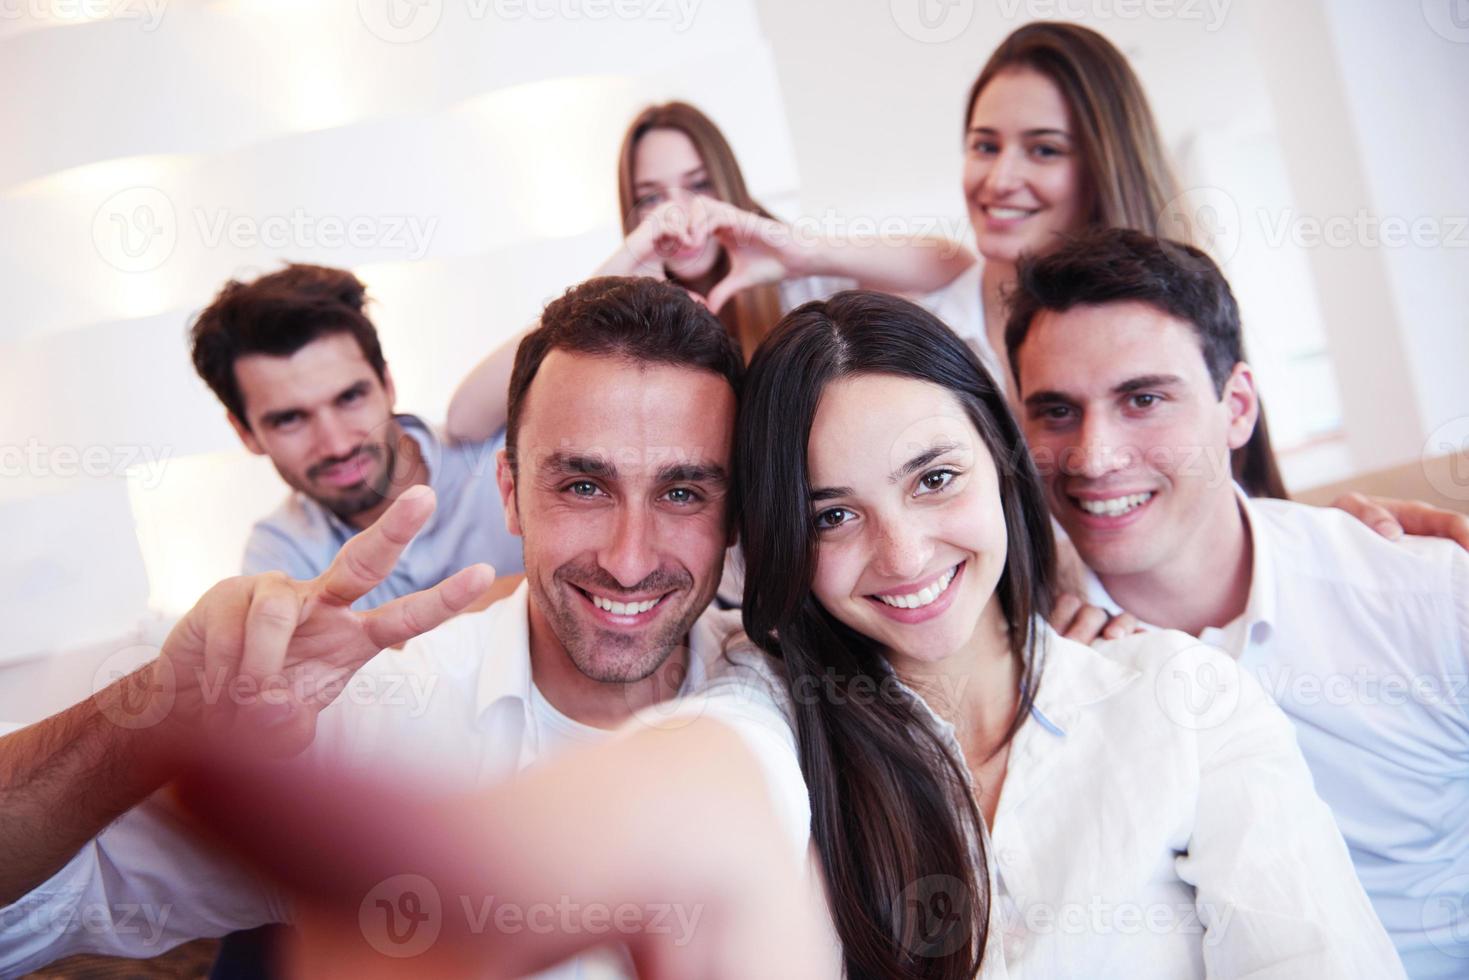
[1,0,1465,711]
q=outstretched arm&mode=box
[180,716,838,979]
[0,486,493,905]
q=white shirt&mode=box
[917,259,1007,386]
[817,623,1403,977]
[1084,494,1469,979]
[0,584,810,978]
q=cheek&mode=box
[961,156,987,198]
[811,538,863,608]
[1040,163,1086,226]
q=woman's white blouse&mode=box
[763,624,1406,978]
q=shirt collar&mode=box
[1079,484,1276,648]
[1026,623,1141,737]
[475,580,535,720]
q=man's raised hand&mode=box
[153,485,494,756]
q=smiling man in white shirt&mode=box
[1005,228,1469,979]
[0,277,809,978]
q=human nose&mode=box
[869,514,933,583]
[597,502,660,589]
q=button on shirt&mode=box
[1084,493,1469,979]
[0,585,810,978]
[883,623,1403,978]
[242,414,524,609]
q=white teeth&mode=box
[986,206,1033,220]
[590,594,660,616]
[1076,492,1154,517]
[877,565,958,609]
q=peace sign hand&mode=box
[153,485,495,757]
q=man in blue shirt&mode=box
[189,263,523,609]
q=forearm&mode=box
[0,664,177,904]
[445,326,528,443]
[786,235,975,294]
[183,717,832,978]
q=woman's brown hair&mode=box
[616,101,784,359]
[967,22,1287,498]
[737,291,1057,979]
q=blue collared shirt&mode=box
[242,414,524,608]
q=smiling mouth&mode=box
[870,562,962,610]
[1071,491,1155,518]
[982,204,1038,221]
[571,585,674,619]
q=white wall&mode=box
[2,0,1465,710]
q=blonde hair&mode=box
[616,102,783,359]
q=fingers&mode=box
[1363,495,1469,551]
[1101,612,1142,641]
[362,563,497,651]
[1333,491,1402,541]
[238,576,306,720]
[1049,593,1083,633]
[1063,605,1109,645]
[199,579,252,736]
[315,485,436,608]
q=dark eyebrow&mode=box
[540,452,616,480]
[1023,389,1077,410]
[659,462,728,487]
[891,442,960,482]
[808,442,962,503]
[260,407,303,427]
[1114,374,1183,395]
[632,166,707,192]
[968,126,1071,139]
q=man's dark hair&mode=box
[505,277,743,470]
[1010,230,1239,393]
[189,263,388,428]
[1004,228,1243,395]
[1004,227,1289,500]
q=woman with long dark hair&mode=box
[735,289,1401,978]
